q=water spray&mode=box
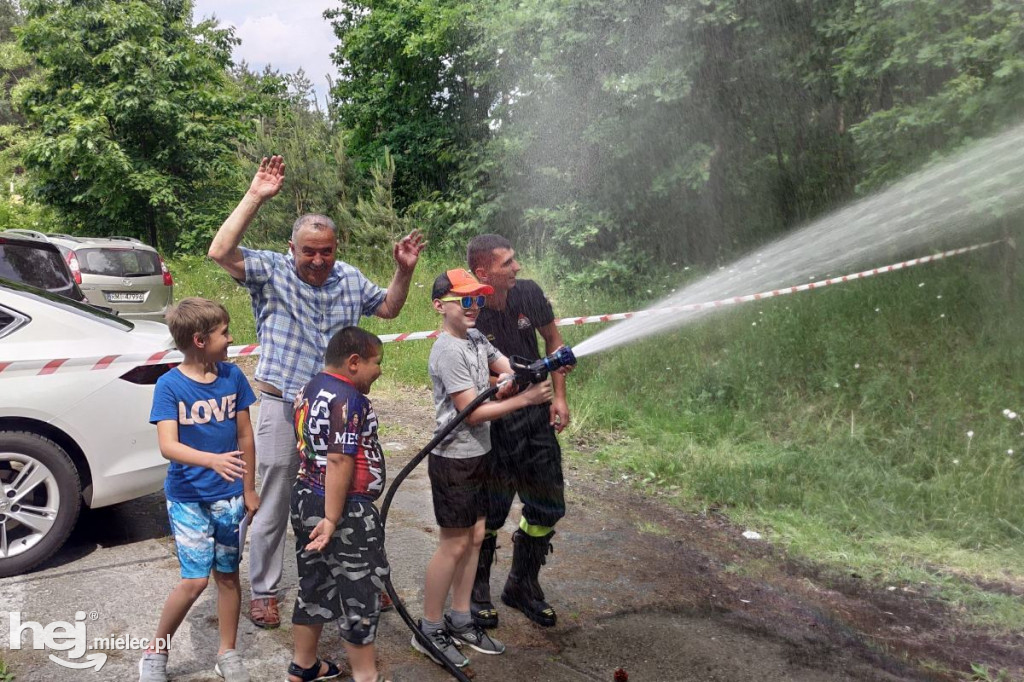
[573,121,1024,359]
[378,345,577,681]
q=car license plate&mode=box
[106,292,145,303]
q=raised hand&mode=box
[393,229,427,273]
[248,155,285,201]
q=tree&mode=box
[233,65,364,245]
[822,0,1024,191]
[470,0,854,277]
[0,0,31,173]
[470,0,1024,283]
[319,0,1024,285]
[326,0,492,207]
[15,0,249,250]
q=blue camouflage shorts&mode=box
[166,496,245,579]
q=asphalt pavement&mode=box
[0,430,599,682]
[0,390,928,682]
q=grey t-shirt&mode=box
[428,330,502,459]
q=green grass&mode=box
[557,250,1024,628]
[565,264,1024,542]
[971,663,1014,681]
[169,243,1024,631]
[170,254,258,343]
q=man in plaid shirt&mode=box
[208,155,425,629]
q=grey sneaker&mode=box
[215,649,250,682]
[412,620,469,668]
[138,652,168,682]
[445,614,506,655]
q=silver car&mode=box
[0,229,89,304]
[46,234,174,321]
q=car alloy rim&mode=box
[0,452,61,559]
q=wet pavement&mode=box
[0,385,974,682]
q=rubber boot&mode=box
[501,529,556,627]
[471,534,499,628]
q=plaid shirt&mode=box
[241,248,386,400]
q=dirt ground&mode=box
[365,377,1024,682]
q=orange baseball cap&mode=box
[431,268,494,299]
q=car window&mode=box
[0,278,135,331]
[0,243,75,292]
[78,248,161,277]
[0,306,29,339]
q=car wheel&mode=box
[0,431,81,578]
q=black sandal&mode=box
[287,658,342,682]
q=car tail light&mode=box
[160,256,174,286]
[65,250,82,285]
[119,362,177,385]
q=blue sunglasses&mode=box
[439,295,487,309]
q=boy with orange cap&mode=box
[412,269,552,669]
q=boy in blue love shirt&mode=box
[139,298,258,682]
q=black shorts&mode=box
[290,482,390,645]
[428,454,487,528]
[486,403,565,530]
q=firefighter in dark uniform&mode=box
[466,234,571,628]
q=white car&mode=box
[0,278,174,577]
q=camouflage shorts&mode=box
[290,482,390,645]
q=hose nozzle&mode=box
[510,345,577,386]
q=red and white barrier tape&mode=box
[0,240,1004,376]
[377,239,1003,340]
[0,344,259,378]
[552,239,1004,327]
